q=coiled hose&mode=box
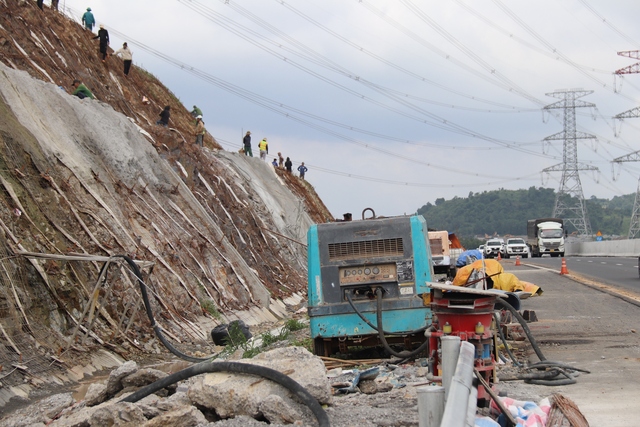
[374,288,430,358]
[120,360,330,427]
[496,298,589,385]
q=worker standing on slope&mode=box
[284,157,292,173]
[243,131,252,156]
[114,42,133,77]
[71,80,95,99]
[93,24,110,62]
[278,152,284,169]
[194,115,205,147]
[258,137,268,161]
[82,7,95,31]
[297,162,308,180]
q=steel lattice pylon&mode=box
[542,89,597,237]
[613,50,640,239]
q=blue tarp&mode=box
[455,249,484,267]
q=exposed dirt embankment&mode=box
[0,0,333,402]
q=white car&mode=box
[484,239,504,258]
[503,238,530,259]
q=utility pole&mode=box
[613,50,640,238]
[542,89,597,237]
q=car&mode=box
[483,239,504,258]
[503,238,530,259]
[478,244,485,252]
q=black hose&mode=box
[493,313,522,368]
[374,288,430,359]
[345,290,428,335]
[528,360,590,374]
[116,255,212,363]
[120,360,330,427]
[495,298,546,362]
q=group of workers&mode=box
[243,132,308,179]
[67,6,308,179]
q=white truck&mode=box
[527,218,565,258]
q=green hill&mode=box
[417,187,634,241]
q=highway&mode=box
[523,255,640,295]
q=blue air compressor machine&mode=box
[307,210,434,356]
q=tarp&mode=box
[452,259,504,286]
[455,249,483,267]
[452,260,541,295]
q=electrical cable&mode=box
[373,288,430,359]
[120,360,330,427]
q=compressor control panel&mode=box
[338,263,397,286]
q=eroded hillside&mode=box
[0,0,333,404]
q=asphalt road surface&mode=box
[499,261,640,427]
[525,255,640,295]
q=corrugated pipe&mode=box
[439,341,476,427]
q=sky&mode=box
[56,0,640,219]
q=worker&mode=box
[278,152,284,169]
[284,157,292,173]
[243,131,252,156]
[71,79,94,99]
[113,42,133,77]
[157,106,170,127]
[258,137,268,161]
[272,158,278,168]
[297,162,308,180]
[191,105,203,118]
[194,115,205,146]
[81,7,95,31]
[93,24,109,62]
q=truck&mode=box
[527,218,565,257]
[428,230,464,276]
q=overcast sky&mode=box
[58,0,640,219]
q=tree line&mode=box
[417,187,634,247]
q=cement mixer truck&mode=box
[526,218,566,257]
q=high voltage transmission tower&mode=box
[613,50,640,238]
[542,89,597,237]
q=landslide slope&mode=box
[0,0,332,403]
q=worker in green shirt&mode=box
[72,80,95,99]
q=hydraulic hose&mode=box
[345,289,428,335]
[374,288,430,359]
[495,299,589,385]
[495,298,546,362]
[493,313,522,368]
[120,360,330,427]
[117,255,213,363]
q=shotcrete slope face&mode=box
[0,62,312,310]
[0,65,166,189]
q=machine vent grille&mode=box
[328,238,404,260]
